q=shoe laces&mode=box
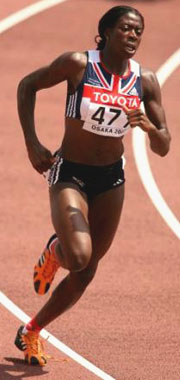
[43,251,59,280]
[25,332,69,364]
[24,332,45,357]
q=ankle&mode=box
[24,318,42,333]
[51,240,65,267]
[49,238,59,260]
[49,237,68,269]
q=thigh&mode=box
[88,184,125,261]
[49,182,92,259]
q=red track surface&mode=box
[0,1,180,379]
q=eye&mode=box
[120,24,129,32]
[135,28,143,36]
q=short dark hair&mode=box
[95,6,144,50]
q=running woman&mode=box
[14,5,171,365]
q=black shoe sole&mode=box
[14,326,26,351]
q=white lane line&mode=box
[0,291,115,380]
[0,0,67,33]
[0,3,116,379]
[132,49,180,239]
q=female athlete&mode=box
[14,5,171,365]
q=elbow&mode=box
[17,78,24,96]
[159,148,169,157]
[150,137,171,157]
[17,76,36,97]
[152,148,168,157]
[17,77,28,92]
[162,134,171,156]
[17,77,36,108]
[156,137,171,157]
[17,79,26,107]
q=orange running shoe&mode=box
[33,234,60,295]
[14,326,48,366]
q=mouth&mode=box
[125,44,136,53]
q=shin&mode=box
[35,263,98,328]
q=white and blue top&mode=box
[65,50,142,138]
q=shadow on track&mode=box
[0,358,48,380]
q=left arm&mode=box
[126,68,171,156]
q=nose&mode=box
[129,29,137,40]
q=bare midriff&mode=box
[60,117,125,166]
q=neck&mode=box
[101,48,129,76]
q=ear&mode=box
[104,27,111,40]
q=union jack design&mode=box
[65,50,142,138]
[90,60,138,96]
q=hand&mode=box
[125,107,154,133]
[26,141,57,174]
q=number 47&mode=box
[91,106,121,125]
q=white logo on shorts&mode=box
[113,178,123,187]
[72,176,85,188]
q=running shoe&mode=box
[14,326,48,366]
[33,234,60,295]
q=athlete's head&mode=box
[95,6,144,51]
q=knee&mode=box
[55,240,91,272]
[65,238,92,272]
[69,248,92,272]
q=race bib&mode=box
[82,102,130,137]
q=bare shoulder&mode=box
[48,50,87,87]
[57,51,87,70]
[68,51,87,65]
[21,51,88,90]
[54,51,88,90]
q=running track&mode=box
[0,1,180,379]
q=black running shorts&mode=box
[45,152,125,200]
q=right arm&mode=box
[17,51,87,173]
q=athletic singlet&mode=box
[65,50,142,138]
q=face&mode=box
[105,12,144,57]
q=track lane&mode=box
[132,49,180,239]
